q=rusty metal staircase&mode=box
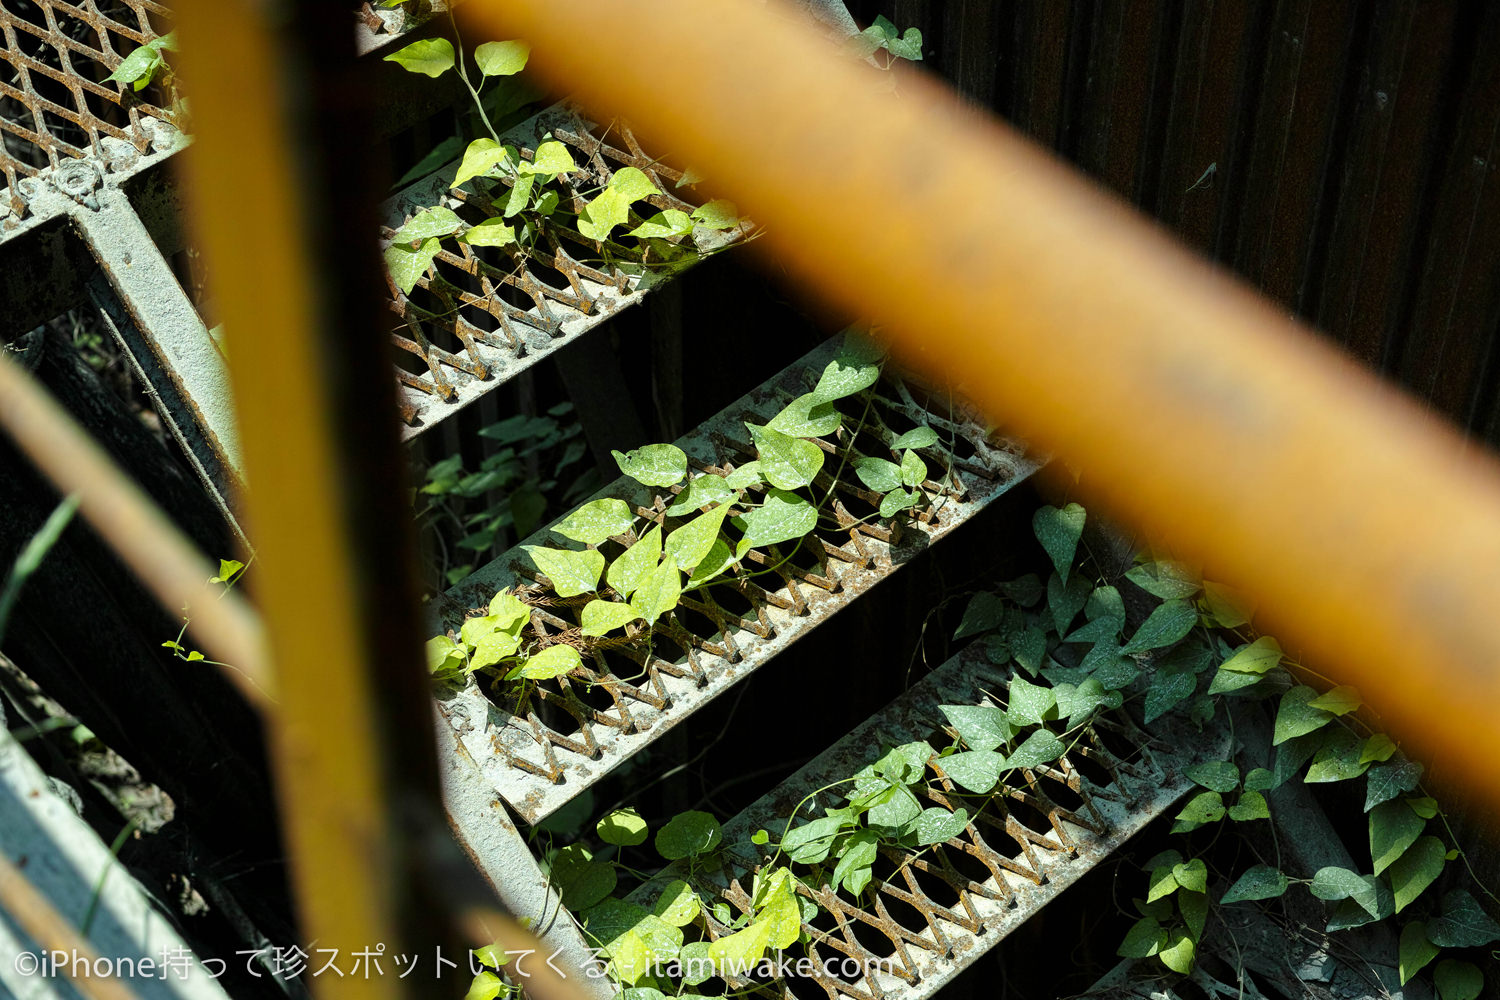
[1,5,1215,1000]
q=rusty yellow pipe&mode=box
[465,0,1500,803]
[168,5,407,997]
[0,351,271,708]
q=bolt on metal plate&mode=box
[431,335,1038,825]
[0,0,182,219]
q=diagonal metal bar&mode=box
[464,0,1500,806]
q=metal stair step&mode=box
[624,645,1217,1000]
[382,102,751,435]
[432,334,1036,825]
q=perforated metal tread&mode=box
[0,0,184,229]
[382,101,750,434]
[431,335,1036,824]
[624,646,1215,1000]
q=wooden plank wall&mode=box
[849,1,1500,442]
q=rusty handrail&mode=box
[463,0,1500,805]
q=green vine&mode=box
[382,30,742,297]
[426,337,951,692]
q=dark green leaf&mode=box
[1185,760,1240,793]
[954,591,1006,639]
[1124,560,1200,600]
[1388,836,1444,913]
[1365,756,1424,812]
[1305,727,1370,783]
[1116,917,1166,958]
[1370,799,1426,875]
[1048,572,1091,635]
[1428,889,1500,948]
[1221,865,1287,904]
[1121,600,1197,655]
[1145,669,1198,723]
[1032,503,1085,582]
[1434,959,1484,1000]
[656,811,722,860]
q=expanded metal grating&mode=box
[383,102,749,433]
[0,0,181,218]
[622,646,1214,1000]
[431,337,1037,824]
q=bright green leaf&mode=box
[507,643,582,681]
[1219,636,1283,674]
[523,545,604,597]
[1309,685,1361,715]
[690,199,740,229]
[665,504,731,570]
[652,879,700,927]
[1399,921,1440,985]
[609,166,660,203]
[385,238,441,295]
[1227,790,1270,821]
[1171,791,1225,833]
[452,138,513,188]
[735,489,816,551]
[747,423,824,490]
[474,40,530,77]
[613,444,688,487]
[1273,685,1334,745]
[384,37,455,77]
[463,219,517,247]
[580,599,639,637]
[519,139,575,176]
[551,497,634,546]
[630,209,695,240]
[767,393,841,438]
[630,558,681,626]
[607,526,661,599]
[597,808,649,846]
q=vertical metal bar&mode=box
[464,0,1500,804]
[168,4,453,995]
